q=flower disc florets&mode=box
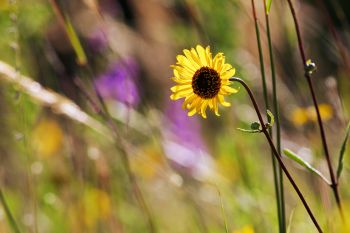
[192,67,221,99]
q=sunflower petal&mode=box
[170,89,193,100]
[214,55,225,71]
[172,65,194,79]
[221,68,236,80]
[171,77,192,84]
[190,48,201,66]
[182,94,196,109]
[196,45,208,66]
[189,96,201,109]
[176,55,196,72]
[213,98,220,116]
[205,46,213,67]
[220,63,233,73]
[218,95,231,107]
[200,100,209,118]
[170,85,192,92]
[188,108,197,116]
[183,49,201,69]
[222,85,239,94]
[195,99,203,115]
[208,99,214,109]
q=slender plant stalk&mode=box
[285,0,343,218]
[230,77,323,233]
[5,2,24,232]
[262,1,286,231]
[250,1,284,232]
[49,1,157,231]
[0,188,21,233]
[91,79,158,233]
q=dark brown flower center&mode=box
[192,67,221,99]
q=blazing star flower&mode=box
[170,45,238,118]
[95,58,140,107]
[162,101,214,178]
[87,28,108,52]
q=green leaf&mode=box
[267,109,274,126]
[266,0,272,14]
[337,122,350,179]
[251,122,261,130]
[237,128,260,133]
[283,149,330,185]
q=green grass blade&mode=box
[0,189,21,233]
[283,149,331,185]
[336,122,350,179]
[286,208,295,233]
[266,0,272,14]
[63,15,87,65]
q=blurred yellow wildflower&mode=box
[307,104,333,122]
[0,0,9,10]
[217,155,239,182]
[32,118,63,158]
[69,188,111,230]
[335,202,350,233]
[291,107,308,126]
[170,45,238,118]
[290,104,333,126]
[232,225,255,233]
[131,145,163,179]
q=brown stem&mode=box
[230,77,323,233]
[285,0,343,218]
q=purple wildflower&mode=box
[95,58,140,107]
[88,28,108,53]
[162,101,213,178]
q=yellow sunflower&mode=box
[170,45,238,118]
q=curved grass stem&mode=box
[250,1,285,232]
[262,1,286,231]
[0,188,21,233]
[285,0,343,219]
[230,77,323,233]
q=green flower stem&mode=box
[49,1,157,230]
[262,1,286,231]
[230,77,323,233]
[0,188,21,233]
[92,83,158,233]
[285,0,343,218]
[250,1,284,232]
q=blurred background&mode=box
[0,0,350,232]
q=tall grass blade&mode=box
[336,122,350,179]
[0,189,21,233]
[64,16,87,65]
[266,0,272,14]
[286,208,295,233]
